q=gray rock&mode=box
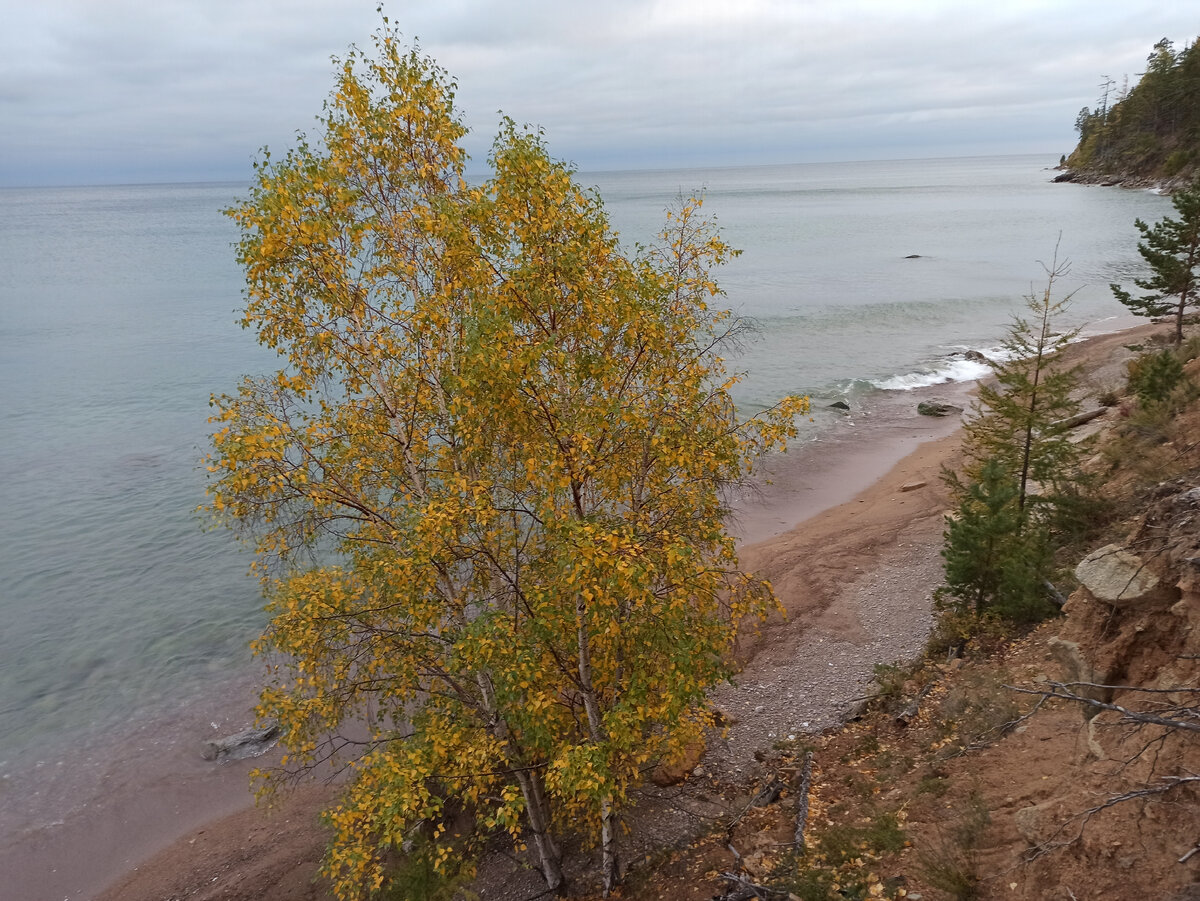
[828,400,851,410]
[917,401,963,417]
[963,349,991,364]
[1047,638,1109,707]
[1175,486,1200,507]
[201,720,280,762]
[1046,638,1096,682]
[1075,544,1164,607]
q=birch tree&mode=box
[207,25,806,899]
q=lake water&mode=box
[0,155,1171,840]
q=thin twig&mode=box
[952,693,1049,756]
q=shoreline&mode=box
[6,320,1167,901]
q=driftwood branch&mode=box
[1050,407,1108,430]
[794,751,815,849]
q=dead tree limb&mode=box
[1007,682,1200,734]
[895,680,937,727]
[1050,407,1108,430]
[727,776,785,830]
[1025,775,1200,861]
[717,872,787,900]
[794,751,815,849]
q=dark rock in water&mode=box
[201,720,281,761]
[963,349,991,364]
[904,254,922,259]
[1052,170,1077,183]
[828,400,851,410]
[917,401,963,417]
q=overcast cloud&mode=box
[1,1,1195,185]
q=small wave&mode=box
[873,355,993,391]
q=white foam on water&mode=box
[872,356,993,391]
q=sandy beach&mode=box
[5,322,1161,901]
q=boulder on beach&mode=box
[917,400,964,417]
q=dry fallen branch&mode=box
[895,680,938,727]
[794,751,815,850]
[1024,775,1200,861]
[717,871,788,901]
[1050,407,1108,430]
[727,776,785,830]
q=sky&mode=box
[1,1,1196,186]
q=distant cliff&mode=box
[1060,37,1200,188]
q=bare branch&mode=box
[1006,682,1200,734]
[1025,775,1200,861]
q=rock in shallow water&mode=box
[916,401,963,417]
[200,720,280,761]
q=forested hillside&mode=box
[1065,37,1200,184]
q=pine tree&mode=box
[956,255,1085,517]
[942,253,1090,625]
[942,459,1054,623]
[1111,179,1200,347]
